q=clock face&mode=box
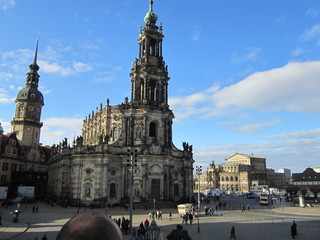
[113,115,119,121]
[27,127,31,132]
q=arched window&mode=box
[149,122,157,137]
[110,183,116,198]
[153,87,157,101]
[221,176,225,181]
[235,176,238,181]
[113,127,118,138]
[230,176,234,181]
[226,176,229,181]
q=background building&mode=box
[198,153,285,193]
[288,167,320,199]
[277,168,291,178]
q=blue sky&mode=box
[1,0,320,173]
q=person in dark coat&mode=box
[167,224,183,240]
[293,220,298,235]
[188,213,193,224]
[230,226,236,239]
[291,224,297,239]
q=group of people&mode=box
[181,212,194,224]
[32,205,39,213]
[148,209,163,220]
[112,216,130,234]
[241,203,250,212]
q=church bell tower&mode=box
[11,38,44,148]
[130,0,170,109]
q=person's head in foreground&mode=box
[56,211,123,240]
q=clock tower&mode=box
[11,39,44,149]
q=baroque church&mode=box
[47,1,194,207]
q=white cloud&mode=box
[0,119,10,132]
[302,24,320,45]
[41,117,83,145]
[92,66,122,83]
[0,0,15,10]
[0,92,14,103]
[265,128,320,140]
[291,47,305,56]
[213,61,320,113]
[236,119,282,134]
[170,61,320,122]
[306,8,319,18]
[191,25,201,41]
[0,72,14,81]
[232,47,261,63]
[38,60,92,76]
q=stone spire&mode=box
[26,36,40,88]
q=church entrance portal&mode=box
[151,179,160,200]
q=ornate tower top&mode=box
[129,0,170,109]
[144,0,158,25]
[15,36,44,106]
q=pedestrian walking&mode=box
[247,203,250,211]
[36,205,39,212]
[42,234,48,240]
[291,224,297,239]
[32,205,36,213]
[241,204,245,212]
[169,212,172,220]
[188,213,193,224]
[293,220,298,235]
[230,226,236,239]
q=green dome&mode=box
[144,0,158,24]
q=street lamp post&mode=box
[196,165,202,233]
[127,149,137,232]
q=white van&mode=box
[177,203,193,217]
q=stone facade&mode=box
[47,1,194,207]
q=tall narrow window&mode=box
[110,183,116,198]
[149,122,156,137]
[174,183,179,196]
[153,87,157,101]
[140,83,144,100]
[113,127,118,138]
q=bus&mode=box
[260,193,269,206]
